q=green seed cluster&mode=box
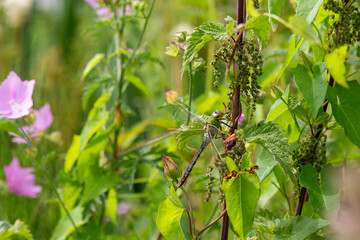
[234,38,263,118]
[211,38,233,87]
[204,164,215,202]
[324,0,360,46]
[292,133,327,172]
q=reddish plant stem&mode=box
[221,1,246,239]
[288,0,296,13]
[221,202,230,240]
[195,208,227,239]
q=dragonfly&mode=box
[174,104,228,190]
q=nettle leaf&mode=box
[242,121,296,183]
[222,171,260,239]
[326,45,348,87]
[245,14,271,46]
[292,62,328,117]
[268,0,285,31]
[156,186,185,240]
[256,148,277,183]
[0,220,33,240]
[182,22,228,73]
[327,81,360,147]
[296,0,324,23]
[273,216,329,239]
[299,164,341,219]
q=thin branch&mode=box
[195,208,227,239]
[181,187,196,236]
[287,0,296,13]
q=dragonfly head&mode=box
[212,110,224,119]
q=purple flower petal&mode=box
[117,202,130,214]
[96,7,113,20]
[85,0,99,9]
[238,113,245,125]
[4,158,42,198]
[0,71,35,119]
[32,103,53,131]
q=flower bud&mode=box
[161,155,182,181]
[24,111,36,124]
[165,90,178,104]
[269,82,283,99]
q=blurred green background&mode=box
[0,0,359,239]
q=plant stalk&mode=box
[221,1,246,239]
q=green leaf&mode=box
[0,119,22,136]
[299,165,340,219]
[64,135,80,173]
[124,70,151,98]
[82,76,112,109]
[62,183,81,214]
[222,171,260,239]
[165,44,180,57]
[79,93,110,152]
[245,15,271,46]
[256,148,277,183]
[296,0,324,23]
[242,121,296,183]
[266,85,290,122]
[0,220,33,240]
[197,22,229,41]
[156,186,185,240]
[51,206,90,240]
[78,126,115,180]
[225,157,239,172]
[273,216,329,239]
[182,22,228,72]
[292,62,328,117]
[276,35,304,83]
[326,45,348,87]
[81,53,104,81]
[288,16,316,41]
[327,81,360,148]
[82,169,119,204]
[268,0,285,31]
[105,188,118,225]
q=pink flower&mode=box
[4,158,42,198]
[0,71,35,119]
[117,202,129,214]
[96,7,113,20]
[238,113,245,125]
[32,103,53,131]
[85,0,99,9]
